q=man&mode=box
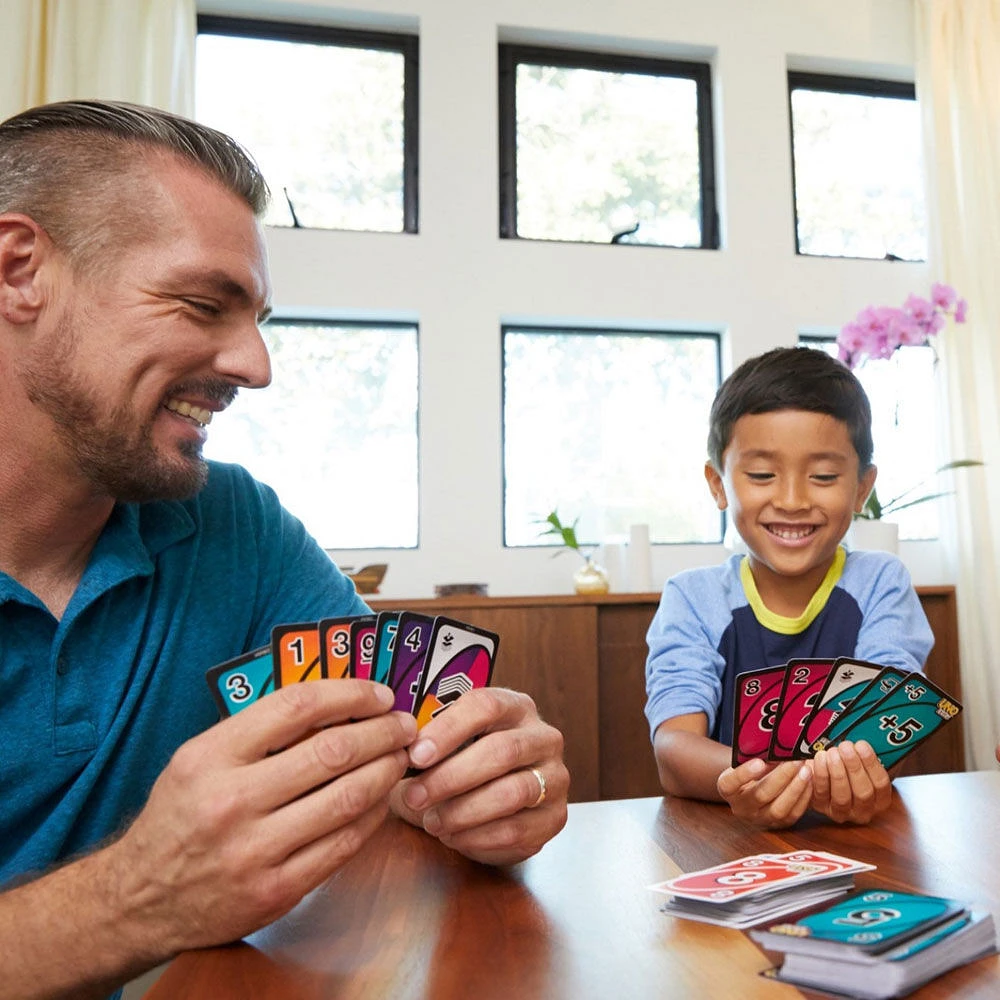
[0,100,568,1000]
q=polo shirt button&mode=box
[56,656,69,675]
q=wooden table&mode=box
[145,771,1000,999]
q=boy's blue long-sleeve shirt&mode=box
[644,547,934,745]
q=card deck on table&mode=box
[205,646,274,717]
[413,617,499,730]
[732,665,787,767]
[387,612,435,714]
[319,615,355,680]
[348,615,377,680]
[767,659,836,760]
[810,665,907,753]
[829,672,962,768]
[794,658,884,758]
[371,611,401,685]
[271,622,323,688]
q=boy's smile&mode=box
[705,409,877,613]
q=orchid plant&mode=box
[837,282,980,520]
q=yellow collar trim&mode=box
[740,547,846,635]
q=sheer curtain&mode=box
[0,0,195,122]
[915,0,1000,770]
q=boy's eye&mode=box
[811,473,840,484]
[746,472,774,482]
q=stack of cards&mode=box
[649,850,876,929]
[731,657,963,770]
[751,889,997,998]
[205,612,499,730]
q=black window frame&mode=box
[787,71,919,261]
[500,324,724,548]
[197,14,420,234]
[498,44,719,249]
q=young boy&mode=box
[645,347,933,829]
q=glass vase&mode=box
[573,557,610,595]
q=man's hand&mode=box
[809,741,892,824]
[389,688,569,865]
[110,679,416,955]
[716,757,813,829]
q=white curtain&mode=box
[915,0,1000,770]
[0,0,195,122]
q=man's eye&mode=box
[184,299,221,317]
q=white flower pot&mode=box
[850,519,900,554]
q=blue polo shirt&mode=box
[0,461,367,885]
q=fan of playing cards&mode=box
[732,657,962,770]
[205,611,499,730]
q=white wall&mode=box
[201,0,948,597]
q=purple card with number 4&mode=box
[387,611,435,714]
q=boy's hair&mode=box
[707,347,874,471]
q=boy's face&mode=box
[705,409,877,593]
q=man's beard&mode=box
[19,318,236,503]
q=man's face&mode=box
[704,409,876,598]
[17,154,273,502]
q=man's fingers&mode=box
[211,680,399,763]
[252,711,416,813]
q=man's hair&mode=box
[707,346,874,471]
[0,99,269,267]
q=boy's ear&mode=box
[704,461,728,510]
[855,464,878,513]
[0,214,51,325]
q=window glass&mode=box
[196,18,416,232]
[500,46,717,248]
[802,338,938,539]
[205,321,419,549]
[503,328,721,546]
[789,74,926,260]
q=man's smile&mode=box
[164,397,214,427]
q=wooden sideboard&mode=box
[370,587,963,802]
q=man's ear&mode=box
[704,461,728,511]
[0,214,51,324]
[856,464,878,514]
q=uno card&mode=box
[371,611,401,685]
[731,665,787,767]
[319,615,355,680]
[386,612,435,713]
[657,855,838,903]
[205,646,274,717]
[767,659,835,760]
[413,617,499,729]
[831,672,962,768]
[349,615,377,680]
[271,622,323,688]
[810,665,907,752]
[795,658,884,758]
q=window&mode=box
[196,16,418,233]
[502,327,721,546]
[789,72,926,260]
[204,321,419,549]
[800,337,939,540]
[499,45,718,248]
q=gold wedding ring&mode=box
[528,767,547,808]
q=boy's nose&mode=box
[775,477,810,511]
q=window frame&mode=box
[197,14,420,233]
[498,43,719,248]
[500,323,724,548]
[787,70,919,260]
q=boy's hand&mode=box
[716,758,813,829]
[809,741,892,824]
